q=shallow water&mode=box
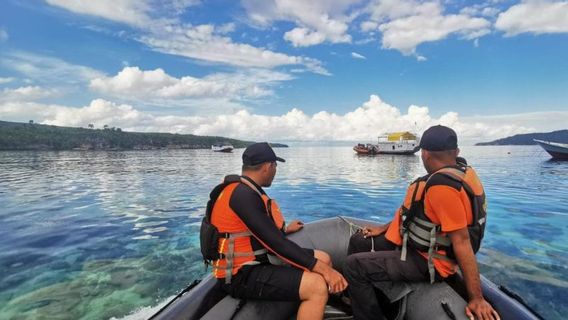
[0,146,566,319]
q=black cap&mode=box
[242,142,285,166]
[419,125,458,151]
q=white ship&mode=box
[376,132,420,155]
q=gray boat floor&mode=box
[323,304,353,320]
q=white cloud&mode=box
[217,23,236,34]
[495,1,568,36]
[46,0,200,27]
[0,51,104,85]
[361,0,491,57]
[284,27,328,47]
[0,28,8,42]
[351,52,366,59]
[0,77,14,84]
[141,23,330,75]
[0,86,59,102]
[46,0,151,27]
[46,1,329,74]
[360,21,379,32]
[3,94,563,143]
[242,0,357,46]
[460,5,501,18]
[376,2,490,56]
[89,66,293,100]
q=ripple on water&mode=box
[0,146,566,320]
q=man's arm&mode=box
[229,185,316,270]
[449,227,500,320]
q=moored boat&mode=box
[353,143,379,155]
[150,216,542,320]
[534,139,568,160]
[212,144,234,153]
[376,132,420,155]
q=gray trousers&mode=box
[344,232,430,320]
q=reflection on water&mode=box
[0,146,566,320]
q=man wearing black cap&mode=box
[206,142,347,320]
[344,126,499,320]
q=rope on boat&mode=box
[337,216,363,236]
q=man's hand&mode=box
[285,220,304,234]
[312,260,348,294]
[466,297,500,320]
[322,267,348,294]
[361,224,388,238]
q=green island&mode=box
[0,120,288,151]
[476,129,568,146]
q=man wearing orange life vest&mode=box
[344,125,499,320]
[209,142,347,320]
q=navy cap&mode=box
[419,125,458,151]
[242,142,285,166]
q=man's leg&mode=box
[223,264,329,320]
[343,250,429,320]
[298,271,328,320]
[314,249,332,266]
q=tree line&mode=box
[0,120,286,151]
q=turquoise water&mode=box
[0,146,566,319]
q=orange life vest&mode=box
[390,165,487,283]
[209,176,286,283]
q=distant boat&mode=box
[353,143,379,155]
[211,144,234,153]
[353,132,420,155]
[534,139,568,160]
[375,132,420,155]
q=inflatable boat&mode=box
[150,217,542,320]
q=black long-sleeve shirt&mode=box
[228,179,316,271]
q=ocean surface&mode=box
[0,146,566,320]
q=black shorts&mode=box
[220,249,314,301]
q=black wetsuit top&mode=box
[228,176,317,271]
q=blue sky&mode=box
[0,0,567,142]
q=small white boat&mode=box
[534,139,568,160]
[376,132,420,155]
[211,144,234,153]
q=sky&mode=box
[0,0,567,143]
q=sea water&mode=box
[0,146,566,320]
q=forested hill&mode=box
[476,130,568,146]
[0,120,288,151]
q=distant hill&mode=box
[0,120,288,151]
[476,130,568,146]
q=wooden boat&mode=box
[534,139,568,160]
[212,144,234,153]
[150,217,542,320]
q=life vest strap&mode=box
[213,249,268,265]
[412,216,437,229]
[408,229,433,247]
[427,227,437,283]
[226,238,235,284]
[227,231,254,238]
[400,232,409,261]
